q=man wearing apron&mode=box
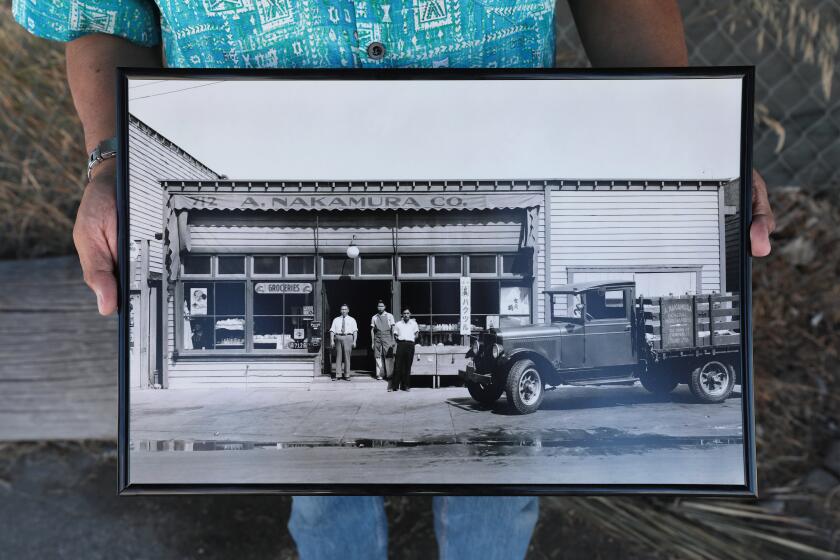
[370,300,395,381]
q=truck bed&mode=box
[640,294,741,355]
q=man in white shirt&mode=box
[390,308,419,392]
[370,300,395,381]
[329,304,358,381]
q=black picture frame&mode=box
[117,67,756,496]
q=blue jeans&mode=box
[289,496,539,560]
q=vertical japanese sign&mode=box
[460,277,471,335]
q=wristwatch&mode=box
[86,136,118,181]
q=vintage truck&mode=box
[459,280,741,414]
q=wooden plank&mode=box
[698,320,741,330]
[709,307,741,317]
[0,256,117,441]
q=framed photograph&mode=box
[117,68,755,496]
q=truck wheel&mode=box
[639,368,678,395]
[505,359,545,414]
[689,360,734,403]
[466,380,504,405]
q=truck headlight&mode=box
[491,344,504,359]
[471,339,481,355]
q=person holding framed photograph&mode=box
[11,0,775,558]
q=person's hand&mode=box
[750,170,775,257]
[73,159,118,316]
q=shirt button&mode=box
[366,42,386,60]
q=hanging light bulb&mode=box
[346,235,360,259]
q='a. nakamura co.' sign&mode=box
[170,192,543,211]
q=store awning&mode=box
[168,191,544,212]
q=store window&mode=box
[470,280,531,330]
[253,256,282,276]
[470,280,500,330]
[182,254,211,276]
[287,256,315,276]
[468,255,497,275]
[253,288,314,350]
[399,255,428,275]
[179,254,315,353]
[401,281,461,346]
[217,256,245,276]
[502,253,532,277]
[433,255,461,275]
[322,256,355,276]
[360,255,393,276]
[182,281,246,350]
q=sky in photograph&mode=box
[127,76,744,181]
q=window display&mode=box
[182,281,246,350]
[253,289,314,350]
[180,255,313,352]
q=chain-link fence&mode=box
[556,0,840,192]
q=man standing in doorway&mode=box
[370,300,395,381]
[390,309,420,392]
[329,304,357,381]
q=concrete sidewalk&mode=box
[130,381,743,445]
[129,382,745,485]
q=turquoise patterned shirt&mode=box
[12,0,556,68]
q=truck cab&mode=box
[460,281,642,413]
[545,281,637,375]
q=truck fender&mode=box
[506,349,557,383]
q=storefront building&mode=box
[146,179,736,389]
[126,115,222,389]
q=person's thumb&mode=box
[750,215,773,257]
[84,269,118,315]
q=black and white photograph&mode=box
[120,70,753,492]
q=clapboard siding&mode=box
[168,380,313,389]
[549,188,723,302]
[167,359,316,389]
[127,117,219,275]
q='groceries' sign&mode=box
[255,283,313,294]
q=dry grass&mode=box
[0,2,86,259]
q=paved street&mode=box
[130,379,745,486]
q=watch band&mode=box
[86,136,118,181]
